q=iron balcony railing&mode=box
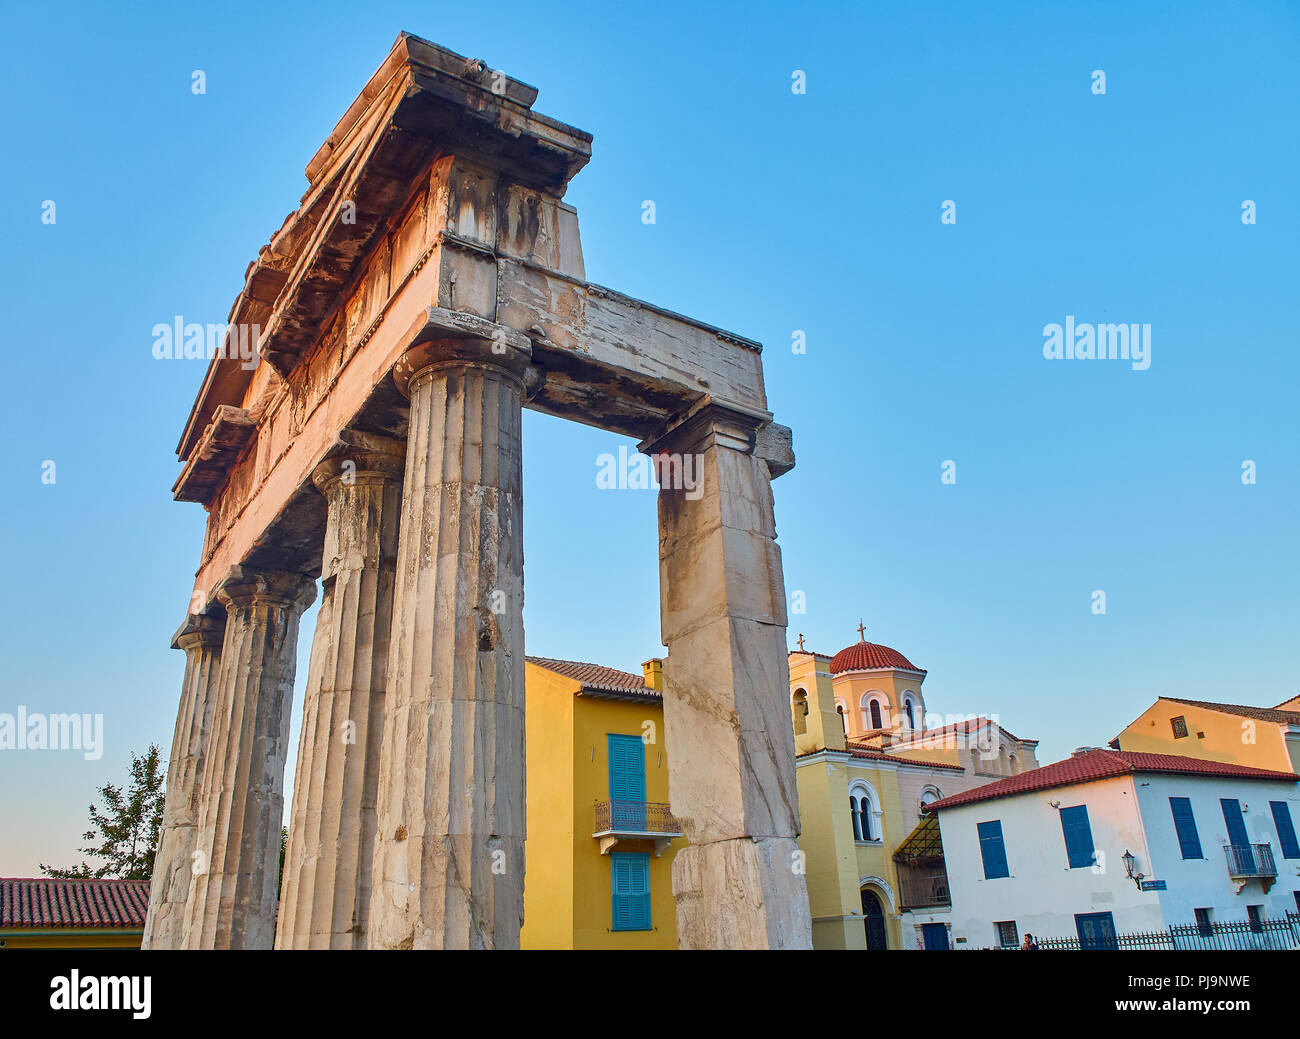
[594,800,683,836]
[1224,842,1277,879]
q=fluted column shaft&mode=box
[369,327,531,949]
[277,445,403,948]
[142,614,224,949]
[182,566,315,949]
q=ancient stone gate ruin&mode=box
[144,33,811,950]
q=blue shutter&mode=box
[977,820,1009,879]
[1169,797,1203,859]
[1060,805,1095,869]
[1270,801,1300,859]
[610,852,651,931]
[1220,798,1251,849]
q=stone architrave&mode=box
[367,314,531,950]
[277,438,404,949]
[141,613,224,949]
[642,403,813,949]
[182,567,316,949]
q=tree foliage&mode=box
[41,744,165,880]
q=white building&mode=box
[925,748,1300,948]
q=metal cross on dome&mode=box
[857,620,867,641]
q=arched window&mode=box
[903,698,916,729]
[791,689,808,735]
[1008,753,1020,775]
[919,786,942,816]
[849,781,878,841]
[836,704,847,734]
[863,697,883,731]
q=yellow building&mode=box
[0,878,148,948]
[1110,696,1300,773]
[521,656,684,949]
[788,632,1038,950]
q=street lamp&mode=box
[1122,849,1144,888]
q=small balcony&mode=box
[1224,843,1277,893]
[593,800,683,857]
[897,866,952,910]
[893,814,951,910]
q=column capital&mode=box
[311,430,406,494]
[215,566,317,612]
[638,399,772,458]
[171,613,225,653]
[393,307,532,397]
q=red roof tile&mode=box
[0,878,150,929]
[797,742,966,772]
[891,716,1036,747]
[526,656,660,701]
[828,639,924,675]
[1110,697,1300,747]
[1160,697,1300,726]
[925,749,1298,813]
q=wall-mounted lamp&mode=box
[1122,849,1145,888]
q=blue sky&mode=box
[1,1,1296,874]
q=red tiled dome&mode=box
[828,639,922,674]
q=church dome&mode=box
[828,638,923,675]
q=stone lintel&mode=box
[249,35,590,382]
[173,406,257,505]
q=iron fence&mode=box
[593,800,683,835]
[959,913,1300,951]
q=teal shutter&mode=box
[1169,797,1203,859]
[607,734,647,831]
[977,820,1009,879]
[607,735,646,801]
[1270,801,1300,859]
[1060,805,1095,868]
[610,852,651,931]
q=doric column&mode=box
[641,402,813,949]
[368,312,531,949]
[182,566,316,949]
[142,613,224,949]
[276,438,403,949]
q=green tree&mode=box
[41,744,166,880]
